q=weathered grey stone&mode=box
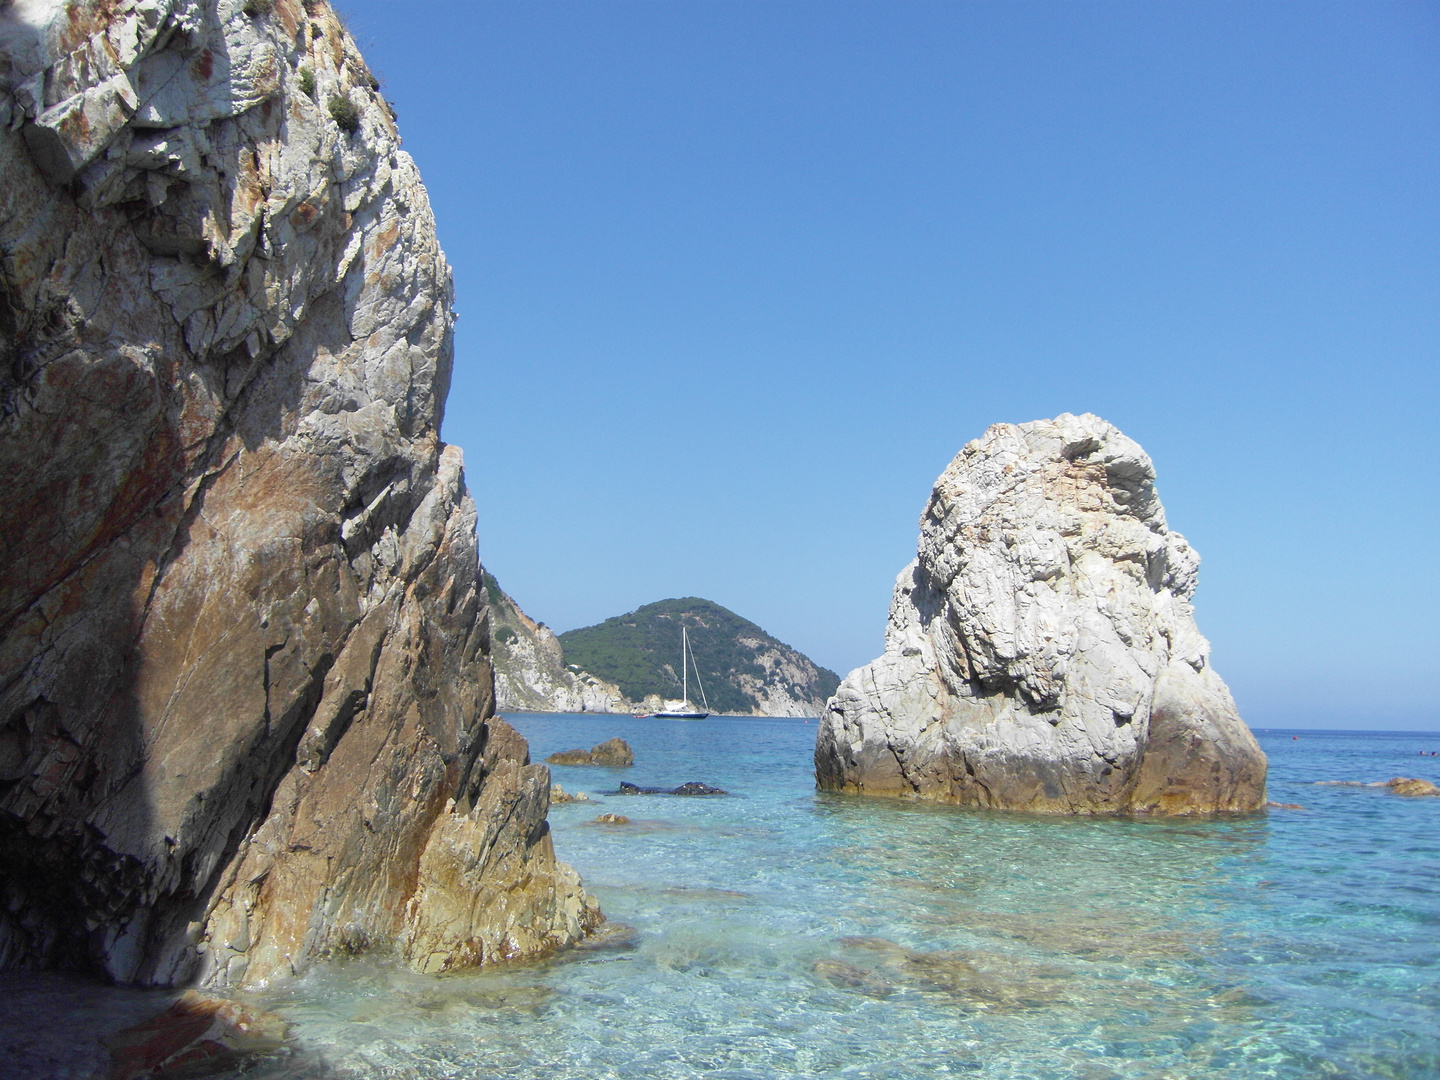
[0,0,598,989]
[816,414,1266,815]
[23,74,138,183]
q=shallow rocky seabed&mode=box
[8,717,1439,1079]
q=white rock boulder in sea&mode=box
[0,0,597,988]
[815,414,1266,814]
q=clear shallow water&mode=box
[252,718,1440,1080]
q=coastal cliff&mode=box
[0,0,596,988]
[816,415,1266,814]
[485,573,629,714]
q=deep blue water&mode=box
[258,717,1440,1079]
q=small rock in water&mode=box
[592,814,630,825]
[614,781,728,796]
[1314,778,1438,797]
[1385,777,1439,797]
[616,782,664,795]
[546,749,594,765]
[546,738,635,767]
[588,738,635,767]
[671,781,727,796]
[549,784,591,804]
[103,992,287,1080]
[573,922,641,950]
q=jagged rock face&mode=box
[816,414,1266,815]
[729,635,834,718]
[0,0,597,989]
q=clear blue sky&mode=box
[333,1,1438,729]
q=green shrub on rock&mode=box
[329,95,360,134]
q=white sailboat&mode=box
[652,626,710,719]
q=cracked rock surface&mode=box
[0,0,597,989]
[816,414,1266,815]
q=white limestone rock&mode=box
[815,414,1266,814]
[485,576,629,714]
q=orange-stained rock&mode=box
[0,0,595,989]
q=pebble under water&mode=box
[19,716,1440,1079]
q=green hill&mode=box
[557,598,840,716]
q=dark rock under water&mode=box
[615,781,728,796]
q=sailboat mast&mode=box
[682,626,689,705]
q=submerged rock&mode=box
[546,738,635,767]
[0,0,597,988]
[671,781,728,796]
[103,993,287,1080]
[1314,778,1439,796]
[570,921,640,950]
[816,414,1266,815]
[816,936,1069,1010]
[1385,777,1439,797]
[615,781,728,796]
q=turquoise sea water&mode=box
[245,715,1440,1080]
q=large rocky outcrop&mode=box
[816,415,1266,814]
[0,0,597,989]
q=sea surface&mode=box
[12,719,1440,1079]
